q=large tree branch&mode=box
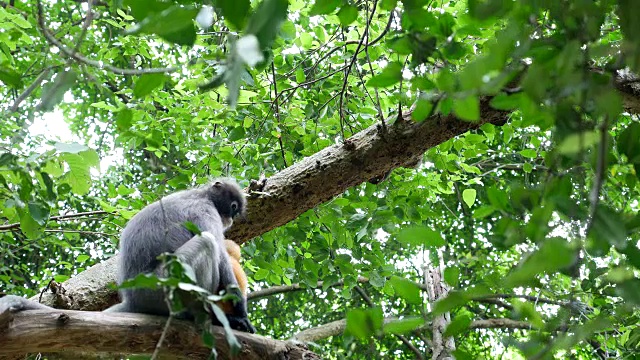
[228,98,508,242]
[0,309,318,360]
[291,317,535,343]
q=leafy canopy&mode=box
[1,0,640,358]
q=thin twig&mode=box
[151,310,173,359]
[271,63,288,168]
[364,0,385,126]
[5,68,51,114]
[338,0,379,137]
[71,0,94,55]
[0,210,111,231]
[35,0,179,76]
[44,229,117,237]
[585,116,609,234]
[307,10,394,76]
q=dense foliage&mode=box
[1,0,640,358]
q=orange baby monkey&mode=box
[216,239,248,315]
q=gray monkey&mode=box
[0,179,255,333]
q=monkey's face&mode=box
[210,180,247,229]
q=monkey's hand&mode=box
[210,312,256,333]
[228,315,257,334]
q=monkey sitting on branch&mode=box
[0,179,255,334]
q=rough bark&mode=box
[425,251,455,360]
[32,257,118,310]
[0,309,319,360]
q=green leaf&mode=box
[134,74,167,98]
[20,211,42,239]
[202,330,214,348]
[444,266,459,287]
[396,226,446,248]
[367,62,403,88]
[368,271,386,287]
[38,70,77,112]
[115,109,133,132]
[79,149,100,168]
[0,153,17,167]
[462,189,476,208]
[505,237,576,287]
[245,0,289,51]
[389,276,422,305]
[380,0,397,11]
[490,92,523,110]
[123,0,171,21]
[553,315,612,352]
[389,36,413,55]
[337,5,358,26]
[444,314,472,337]
[177,282,210,294]
[54,275,70,283]
[309,0,341,16]
[183,221,202,235]
[519,148,537,159]
[126,6,199,46]
[512,301,544,329]
[486,186,508,210]
[28,201,49,225]
[346,307,383,339]
[453,96,480,121]
[384,317,425,335]
[218,0,250,30]
[588,205,628,249]
[61,153,93,195]
[411,98,434,122]
[617,122,640,164]
[617,0,640,73]
[54,142,88,154]
[432,291,470,314]
[615,278,640,306]
[254,269,269,280]
[279,21,296,40]
[557,131,600,155]
[295,68,305,83]
[473,205,495,219]
[228,127,246,141]
[0,67,23,89]
[210,303,242,353]
[468,0,512,20]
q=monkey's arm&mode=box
[173,232,220,296]
[172,233,255,333]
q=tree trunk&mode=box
[425,250,455,360]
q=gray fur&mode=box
[106,179,254,332]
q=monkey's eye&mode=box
[230,201,239,216]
